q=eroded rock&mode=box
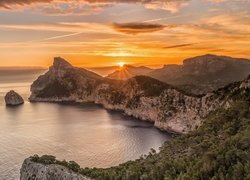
[20,158,90,180]
[4,90,24,106]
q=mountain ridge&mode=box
[107,64,153,80]
[107,54,250,94]
[29,57,249,134]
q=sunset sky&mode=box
[0,0,250,68]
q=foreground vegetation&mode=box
[31,99,250,180]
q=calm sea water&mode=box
[0,69,171,180]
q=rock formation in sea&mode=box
[29,57,250,134]
[20,158,90,180]
[4,90,24,106]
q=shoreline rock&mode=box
[20,158,90,180]
[4,90,24,106]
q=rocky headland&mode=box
[22,86,250,179]
[20,158,90,180]
[29,57,250,134]
[21,57,250,179]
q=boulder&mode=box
[20,158,90,180]
[4,90,24,106]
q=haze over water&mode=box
[0,69,171,179]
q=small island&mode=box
[5,90,24,106]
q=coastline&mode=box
[29,98,180,135]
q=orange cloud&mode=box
[164,43,195,49]
[0,0,191,14]
[29,2,111,16]
[112,22,166,35]
[206,0,226,2]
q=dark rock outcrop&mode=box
[4,90,24,106]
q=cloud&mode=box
[112,22,166,35]
[0,0,246,15]
[164,43,195,49]
[0,0,52,9]
[143,0,190,13]
[206,0,226,2]
[0,0,191,14]
[29,2,111,16]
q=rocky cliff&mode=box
[20,158,90,180]
[149,54,250,94]
[29,57,250,134]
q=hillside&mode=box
[107,54,250,94]
[150,54,250,94]
[81,99,250,179]
[24,96,250,179]
[23,57,250,179]
[29,57,250,134]
[107,65,153,80]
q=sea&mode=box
[0,68,172,179]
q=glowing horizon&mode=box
[0,0,249,67]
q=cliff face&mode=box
[20,158,90,180]
[29,57,250,134]
[148,54,250,94]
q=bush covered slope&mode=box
[30,99,250,180]
[28,72,250,179]
[81,101,250,179]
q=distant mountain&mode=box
[86,66,119,76]
[106,54,250,94]
[106,65,153,80]
[30,57,250,134]
[149,54,250,94]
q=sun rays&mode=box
[118,62,125,68]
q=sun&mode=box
[118,62,125,68]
